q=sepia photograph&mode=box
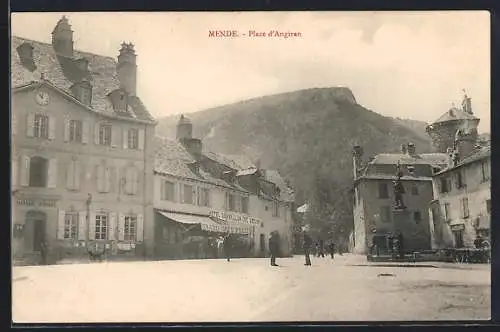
[10,11,491,323]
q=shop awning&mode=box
[157,211,250,235]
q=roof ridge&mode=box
[12,35,117,62]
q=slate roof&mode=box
[262,169,295,202]
[431,107,479,124]
[11,36,155,123]
[369,153,449,166]
[436,145,491,175]
[154,136,248,192]
[203,151,255,170]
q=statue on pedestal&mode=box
[393,162,406,210]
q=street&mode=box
[12,254,490,323]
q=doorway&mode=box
[453,229,464,248]
[259,234,266,255]
[25,210,47,252]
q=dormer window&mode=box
[75,58,89,72]
[109,89,129,113]
[17,42,36,72]
[71,81,92,106]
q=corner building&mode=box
[11,16,157,265]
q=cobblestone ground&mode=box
[12,254,490,323]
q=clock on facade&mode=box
[35,90,50,106]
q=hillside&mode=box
[156,87,433,243]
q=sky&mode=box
[11,11,490,132]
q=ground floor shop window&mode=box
[64,212,78,239]
[95,213,109,240]
[124,215,137,241]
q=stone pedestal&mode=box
[392,208,430,251]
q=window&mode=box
[453,230,464,248]
[444,203,451,222]
[64,212,78,239]
[241,196,249,214]
[124,215,137,241]
[378,183,389,199]
[414,211,422,224]
[273,201,280,217]
[198,188,210,207]
[29,156,48,187]
[461,197,469,219]
[69,120,82,142]
[34,114,49,138]
[411,185,419,195]
[481,161,490,182]
[486,199,491,215]
[228,193,236,211]
[99,124,112,146]
[95,213,109,240]
[127,129,139,150]
[440,177,450,193]
[183,184,194,204]
[380,206,392,223]
[162,181,175,201]
[456,171,465,189]
[80,86,92,105]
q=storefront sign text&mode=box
[209,210,261,226]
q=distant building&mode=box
[153,115,294,259]
[11,16,157,265]
[350,143,448,254]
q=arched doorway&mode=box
[25,210,47,252]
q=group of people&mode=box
[370,231,405,258]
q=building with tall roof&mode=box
[11,16,157,265]
[152,115,295,259]
[350,143,448,254]
[429,143,490,249]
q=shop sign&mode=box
[209,210,261,226]
[17,198,57,207]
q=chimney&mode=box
[176,115,193,140]
[117,42,137,96]
[407,143,416,155]
[401,144,407,154]
[183,138,203,160]
[352,145,364,180]
[52,16,74,57]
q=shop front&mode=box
[154,209,260,260]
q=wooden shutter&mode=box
[111,126,119,148]
[63,119,70,142]
[94,123,100,145]
[108,212,117,241]
[138,129,145,151]
[74,160,81,190]
[136,213,144,242]
[180,183,185,203]
[81,120,89,144]
[96,165,104,192]
[123,129,128,149]
[57,210,66,240]
[11,159,18,187]
[20,155,30,187]
[118,213,125,241]
[104,166,111,193]
[47,158,57,188]
[125,167,133,194]
[11,112,17,136]
[78,211,87,241]
[66,160,75,189]
[26,113,35,137]
[88,211,96,240]
[48,115,56,140]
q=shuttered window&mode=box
[66,160,81,190]
[461,198,469,219]
[64,212,78,239]
[124,215,137,241]
[162,180,176,201]
[127,129,139,150]
[95,213,109,240]
[34,114,49,138]
[183,184,194,204]
[98,124,112,146]
[69,120,82,142]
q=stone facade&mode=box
[11,17,157,265]
[429,146,491,249]
[152,117,294,260]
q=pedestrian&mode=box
[319,239,325,258]
[303,230,313,266]
[269,231,279,266]
[224,233,232,262]
[40,240,48,265]
[328,241,335,259]
[397,232,404,258]
[386,234,393,256]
